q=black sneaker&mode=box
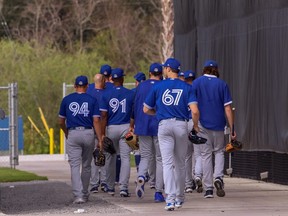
[101,183,108,192]
[204,190,214,198]
[191,179,197,190]
[185,187,193,193]
[214,177,225,197]
[195,177,203,193]
[120,190,131,197]
[90,186,98,193]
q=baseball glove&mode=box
[93,148,105,166]
[225,139,243,152]
[103,136,116,154]
[125,131,139,150]
[188,129,207,144]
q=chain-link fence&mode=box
[0,83,19,168]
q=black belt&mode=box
[68,126,93,130]
[168,118,187,122]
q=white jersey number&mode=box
[162,89,183,106]
[69,102,89,117]
[109,98,126,113]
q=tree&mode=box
[161,0,174,61]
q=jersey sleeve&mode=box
[144,88,156,109]
[188,84,197,105]
[223,83,233,106]
[92,99,101,117]
[99,94,108,112]
[58,97,67,118]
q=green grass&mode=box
[0,167,48,183]
[0,155,135,183]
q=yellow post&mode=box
[60,129,64,154]
[49,128,54,155]
[27,116,45,139]
[39,107,50,135]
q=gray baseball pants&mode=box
[66,129,95,199]
[185,119,195,188]
[198,123,225,191]
[105,124,131,191]
[158,118,188,204]
[138,136,164,192]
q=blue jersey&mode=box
[86,86,105,104]
[144,78,197,121]
[192,74,232,130]
[100,86,135,125]
[59,92,100,129]
[105,81,114,89]
[134,79,161,136]
[86,83,95,94]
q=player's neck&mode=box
[167,73,178,79]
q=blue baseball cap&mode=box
[204,60,218,67]
[100,64,112,76]
[149,63,163,73]
[162,58,181,71]
[184,70,196,79]
[111,68,125,79]
[75,75,88,86]
[134,72,146,82]
[178,71,185,77]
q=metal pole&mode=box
[9,83,18,168]
[62,83,67,160]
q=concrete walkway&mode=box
[2,154,288,216]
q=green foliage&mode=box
[0,167,48,182]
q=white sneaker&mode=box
[165,203,175,211]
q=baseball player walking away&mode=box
[192,60,236,198]
[100,68,135,197]
[183,70,199,193]
[131,72,146,91]
[143,58,200,211]
[132,63,165,202]
[86,74,108,193]
[58,75,102,204]
[131,71,147,173]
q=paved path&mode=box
[1,155,288,216]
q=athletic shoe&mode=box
[145,173,150,183]
[73,197,86,204]
[195,177,203,193]
[120,190,131,197]
[101,183,108,192]
[191,179,197,190]
[135,175,145,199]
[90,186,99,193]
[185,187,193,193]
[214,177,225,197]
[204,190,214,198]
[150,184,156,189]
[165,202,175,211]
[107,188,115,196]
[154,192,165,202]
[175,201,184,208]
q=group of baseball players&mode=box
[58,57,236,211]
